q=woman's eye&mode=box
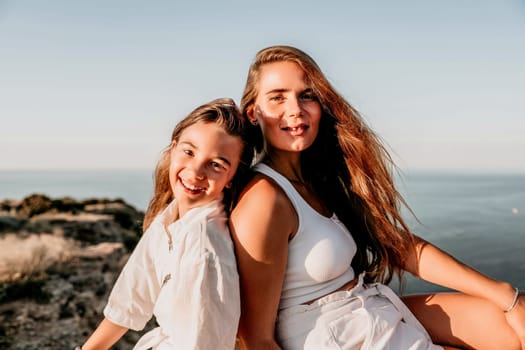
[301,92,317,101]
[183,149,194,156]
[269,95,284,102]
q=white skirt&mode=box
[276,274,443,350]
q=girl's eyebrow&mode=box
[179,140,232,166]
[217,156,232,167]
[179,140,196,148]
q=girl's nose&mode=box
[190,162,206,180]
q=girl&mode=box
[230,46,525,349]
[79,98,252,350]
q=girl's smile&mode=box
[169,121,243,218]
[179,177,206,194]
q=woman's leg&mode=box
[401,292,521,350]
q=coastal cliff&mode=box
[0,194,155,349]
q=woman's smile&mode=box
[281,123,309,136]
[251,61,322,154]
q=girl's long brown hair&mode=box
[142,98,253,231]
[241,46,416,284]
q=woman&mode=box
[229,46,524,349]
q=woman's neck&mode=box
[263,150,306,185]
[263,150,332,217]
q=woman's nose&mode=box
[287,96,302,117]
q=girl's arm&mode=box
[230,176,296,350]
[403,235,525,348]
[81,318,128,350]
[81,223,162,349]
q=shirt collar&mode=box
[155,193,225,229]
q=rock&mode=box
[84,201,143,230]
[0,199,20,215]
[0,216,27,233]
[50,197,84,214]
[0,194,150,349]
[16,194,53,218]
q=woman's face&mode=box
[250,61,322,154]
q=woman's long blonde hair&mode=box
[142,97,253,231]
[241,46,416,284]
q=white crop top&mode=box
[254,163,357,309]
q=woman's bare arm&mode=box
[404,236,516,308]
[402,235,525,349]
[230,176,296,349]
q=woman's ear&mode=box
[247,107,258,126]
[246,106,254,119]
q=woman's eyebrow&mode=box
[265,88,288,95]
[265,87,313,95]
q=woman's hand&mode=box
[505,293,525,350]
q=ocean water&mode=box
[0,169,153,210]
[1,169,524,293]
[397,172,525,292]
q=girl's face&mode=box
[249,61,322,154]
[169,121,243,217]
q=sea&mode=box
[1,169,524,294]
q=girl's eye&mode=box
[183,149,194,156]
[269,95,284,102]
[210,161,226,171]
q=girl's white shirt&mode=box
[103,196,240,350]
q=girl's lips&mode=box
[180,178,206,194]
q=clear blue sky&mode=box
[1,0,524,173]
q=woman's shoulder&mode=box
[240,173,292,208]
[232,173,297,234]
[230,174,299,248]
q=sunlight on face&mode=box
[252,61,322,154]
[169,121,243,217]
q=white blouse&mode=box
[103,197,240,350]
